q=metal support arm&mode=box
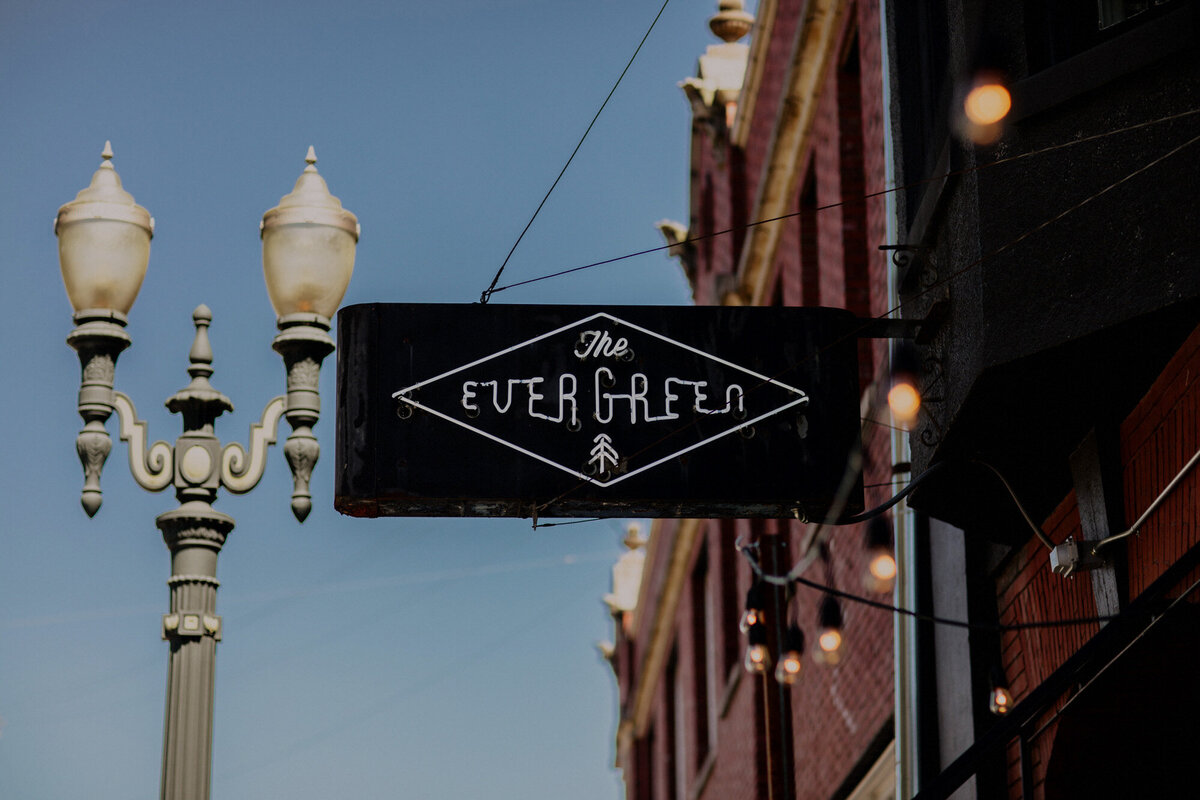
[113,392,174,491]
[220,395,286,493]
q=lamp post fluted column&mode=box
[156,305,235,799]
[56,144,358,800]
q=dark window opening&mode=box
[892,0,951,226]
[798,168,820,306]
[837,33,875,389]
[691,544,712,767]
[665,650,679,800]
[718,520,742,680]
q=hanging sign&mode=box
[334,303,864,519]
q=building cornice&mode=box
[731,0,847,306]
[730,0,778,148]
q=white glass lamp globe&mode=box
[260,147,359,321]
[55,142,154,317]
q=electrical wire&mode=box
[1092,444,1200,553]
[863,416,912,433]
[969,459,1055,550]
[484,107,1200,297]
[512,122,1200,528]
[863,479,913,490]
[890,128,1200,319]
[836,461,947,525]
[492,121,1200,520]
[479,0,673,304]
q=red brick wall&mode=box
[993,323,1200,798]
[619,3,900,798]
[785,517,895,800]
[1121,326,1200,598]
[772,6,898,797]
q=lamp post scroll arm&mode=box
[113,391,173,491]
[220,395,286,493]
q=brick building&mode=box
[607,2,902,799]
[885,2,1200,798]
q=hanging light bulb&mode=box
[989,666,1013,715]
[888,341,921,428]
[774,624,806,685]
[739,582,766,634]
[744,622,772,674]
[863,516,897,593]
[964,72,1012,127]
[959,34,1011,145]
[815,595,844,665]
[989,684,1013,715]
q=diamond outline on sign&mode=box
[390,312,810,488]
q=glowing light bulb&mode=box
[964,79,1012,126]
[990,665,1013,715]
[864,517,897,593]
[888,381,921,426]
[868,551,898,585]
[990,686,1012,714]
[744,621,771,674]
[818,629,843,654]
[745,642,772,674]
[739,582,766,634]
[888,342,921,427]
[775,653,803,684]
[775,625,806,685]
[815,596,844,665]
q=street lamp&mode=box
[56,142,358,800]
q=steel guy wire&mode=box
[479,0,673,304]
[485,107,1200,298]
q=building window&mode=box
[665,649,680,800]
[836,33,875,390]
[637,728,654,800]
[718,520,742,682]
[798,168,820,306]
[892,0,950,226]
[691,543,713,768]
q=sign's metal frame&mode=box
[335,303,866,520]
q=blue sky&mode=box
[0,1,723,797]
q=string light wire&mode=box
[737,541,1117,632]
[738,423,1200,633]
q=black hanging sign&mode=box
[335,303,864,519]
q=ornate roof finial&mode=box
[709,0,754,43]
[305,145,318,172]
[623,523,648,550]
[101,140,114,168]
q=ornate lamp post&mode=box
[56,143,359,800]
